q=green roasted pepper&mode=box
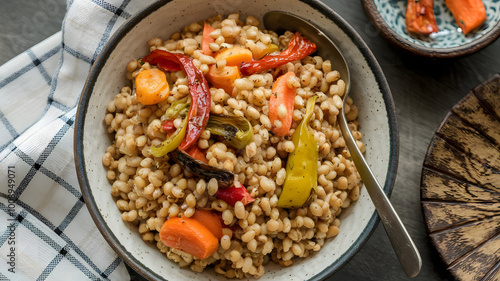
[206,114,254,150]
[160,96,190,122]
[162,97,253,150]
[277,95,318,208]
[150,115,188,157]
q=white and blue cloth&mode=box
[0,1,156,280]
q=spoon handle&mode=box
[338,110,422,278]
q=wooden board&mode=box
[421,74,500,281]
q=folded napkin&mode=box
[0,1,155,280]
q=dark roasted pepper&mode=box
[169,149,234,188]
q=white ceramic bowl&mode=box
[75,0,399,280]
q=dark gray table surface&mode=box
[2,0,499,280]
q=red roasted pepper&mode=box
[142,50,211,150]
[215,182,255,207]
[161,119,175,132]
[445,0,487,35]
[240,32,316,76]
[405,0,439,35]
[184,145,208,164]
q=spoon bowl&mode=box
[264,11,422,278]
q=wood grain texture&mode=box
[422,74,500,281]
[452,93,500,147]
[424,136,500,190]
[473,77,500,121]
[447,234,500,281]
[430,216,500,266]
[421,168,500,203]
[436,114,500,170]
[423,201,500,232]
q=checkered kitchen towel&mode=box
[0,1,157,280]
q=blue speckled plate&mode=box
[362,0,500,58]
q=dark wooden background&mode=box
[2,0,499,280]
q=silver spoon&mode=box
[264,11,422,278]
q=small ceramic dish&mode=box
[74,0,399,280]
[362,0,500,58]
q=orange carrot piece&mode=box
[202,23,215,56]
[206,47,253,95]
[190,209,223,239]
[445,0,487,35]
[206,65,241,96]
[405,0,439,35]
[269,72,297,136]
[184,145,208,164]
[159,216,219,259]
[135,68,170,105]
[215,47,253,68]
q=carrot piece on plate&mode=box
[405,0,439,35]
[445,0,487,35]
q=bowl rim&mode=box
[361,0,500,59]
[74,0,400,280]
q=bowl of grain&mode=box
[74,0,399,280]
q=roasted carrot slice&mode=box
[159,216,219,259]
[135,68,170,105]
[206,65,241,96]
[206,47,253,95]
[215,46,253,68]
[269,72,297,136]
[190,209,223,239]
[445,0,487,35]
[405,0,439,35]
[202,23,215,56]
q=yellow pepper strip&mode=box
[149,116,188,158]
[266,44,280,54]
[277,95,318,208]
